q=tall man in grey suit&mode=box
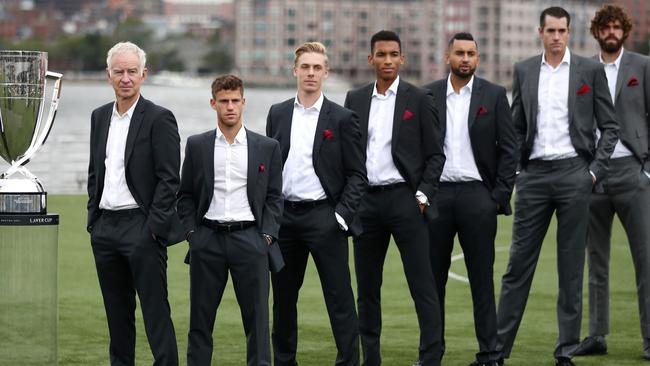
[570,4,650,360]
[344,30,445,366]
[266,42,366,366]
[177,75,283,366]
[496,7,619,366]
[87,41,181,366]
[423,32,517,366]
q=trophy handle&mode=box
[4,71,62,178]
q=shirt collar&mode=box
[112,96,139,119]
[372,75,400,97]
[216,124,247,144]
[599,47,624,68]
[446,74,474,97]
[541,47,571,68]
[294,92,324,112]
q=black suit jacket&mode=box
[87,96,182,245]
[423,76,518,215]
[176,128,283,240]
[344,78,445,221]
[512,53,619,179]
[266,96,368,237]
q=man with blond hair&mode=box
[87,41,181,365]
[266,42,367,366]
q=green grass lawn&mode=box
[44,195,645,365]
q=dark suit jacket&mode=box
[592,50,650,171]
[87,96,182,245]
[344,78,445,221]
[424,76,517,215]
[176,128,283,240]
[511,52,619,180]
[266,96,368,237]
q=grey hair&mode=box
[106,41,147,74]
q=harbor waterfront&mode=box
[0,81,347,194]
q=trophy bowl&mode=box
[0,51,62,213]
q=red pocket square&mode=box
[577,84,590,95]
[323,129,333,140]
[628,76,639,86]
[403,109,413,120]
[258,164,265,173]
[478,106,488,115]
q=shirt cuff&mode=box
[589,170,596,182]
[334,212,348,231]
[644,171,650,180]
[415,190,429,206]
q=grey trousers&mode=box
[585,156,650,343]
[497,157,593,359]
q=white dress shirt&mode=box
[440,75,482,182]
[366,76,405,185]
[99,99,139,210]
[282,93,327,201]
[204,126,255,222]
[530,48,578,160]
[599,48,633,158]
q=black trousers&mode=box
[187,224,270,366]
[354,184,442,366]
[90,209,178,366]
[271,202,359,366]
[428,181,498,363]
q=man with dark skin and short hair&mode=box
[177,74,283,366]
[87,41,181,366]
[423,32,517,366]
[266,42,366,366]
[495,7,619,366]
[344,30,445,366]
[570,4,650,360]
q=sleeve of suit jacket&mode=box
[510,62,525,170]
[591,64,619,180]
[644,57,650,172]
[86,108,100,232]
[417,90,445,205]
[335,109,368,225]
[493,85,518,213]
[261,140,283,239]
[146,109,182,240]
[177,136,198,236]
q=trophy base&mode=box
[0,178,47,214]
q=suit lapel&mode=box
[97,105,112,172]
[359,84,373,136]
[568,54,581,125]
[468,77,482,130]
[526,56,541,133]
[246,128,259,214]
[312,97,331,160]
[434,81,447,137]
[124,97,146,167]
[202,130,216,203]
[392,81,409,150]
[615,50,631,103]
[279,100,294,164]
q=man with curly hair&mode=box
[571,4,650,360]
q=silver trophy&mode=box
[0,51,62,213]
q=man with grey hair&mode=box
[87,41,182,366]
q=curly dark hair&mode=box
[590,4,633,41]
[211,74,243,99]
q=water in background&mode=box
[0,81,348,194]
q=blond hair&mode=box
[293,42,329,67]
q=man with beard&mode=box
[344,30,445,366]
[495,7,618,366]
[570,4,650,360]
[422,32,517,366]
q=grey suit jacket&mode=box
[592,50,650,171]
[512,51,619,180]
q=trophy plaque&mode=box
[0,51,62,214]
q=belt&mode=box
[202,218,255,233]
[284,199,329,209]
[100,207,141,217]
[367,182,407,193]
[527,156,584,168]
